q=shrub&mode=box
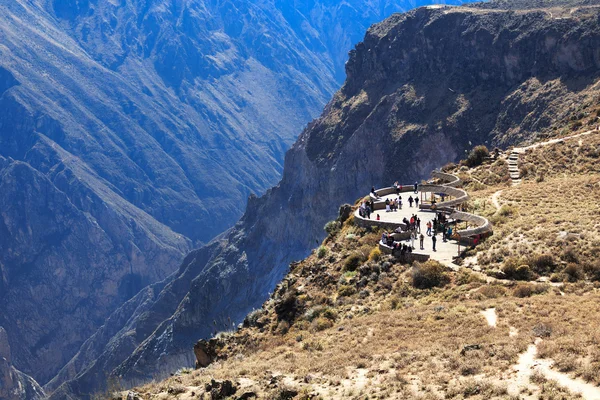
[528,254,557,275]
[344,253,364,272]
[317,246,327,259]
[368,247,382,262]
[411,260,449,289]
[502,258,532,281]
[456,269,485,285]
[561,247,579,263]
[338,285,356,297]
[276,320,290,335]
[563,263,583,282]
[244,308,267,327]
[312,317,333,332]
[324,220,340,237]
[584,261,600,281]
[478,285,507,298]
[532,323,552,338]
[303,305,334,322]
[512,283,533,298]
[464,145,490,168]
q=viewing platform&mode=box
[353,171,492,269]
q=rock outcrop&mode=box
[48,0,600,398]
[0,327,45,400]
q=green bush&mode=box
[512,283,533,298]
[317,246,327,259]
[527,254,557,275]
[502,258,532,281]
[411,260,449,289]
[312,317,333,332]
[338,285,356,297]
[464,145,490,168]
[563,263,582,282]
[344,253,364,272]
[368,247,382,262]
[324,220,341,237]
[584,261,600,281]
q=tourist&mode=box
[414,181,418,193]
[432,234,437,251]
[381,231,387,243]
[419,233,424,250]
[414,197,419,207]
[398,196,402,209]
[371,187,380,199]
[447,226,453,240]
[366,204,371,219]
[417,217,421,233]
[442,224,447,242]
[369,200,375,213]
[408,196,413,207]
[385,198,391,212]
[386,234,394,247]
[394,181,400,195]
[426,221,432,236]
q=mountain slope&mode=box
[47,1,600,398]
[1,0,472,387]
[127,130,600,399]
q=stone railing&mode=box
[431,170,462,187]
[378,242,430,262]
[449,210,492,238]
[417,184,469,209]
[353,172,492,240]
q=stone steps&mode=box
[508,149,523,185]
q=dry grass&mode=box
[465,133,600,280]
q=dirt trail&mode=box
[491,190,503,210]
[481,308,497,327]
[508,129,599,185]
[509,338,600,399]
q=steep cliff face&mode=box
[1,0,469,387]
[0,155,189,385]
[0,328,45,400]
[49,1,600,398]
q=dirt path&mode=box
[481,308,497,327]
[508,338,600,399]
[508,129,599,185]
[491,190,503,210]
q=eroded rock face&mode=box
[0,327,45,400]
[49,1,600,398]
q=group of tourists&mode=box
[400,214,421,232]
[381,231,415,257]
[385,197,401,212]
[358,199,376,219]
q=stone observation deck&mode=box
[353,171,492,268]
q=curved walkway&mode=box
[354,171,492,269]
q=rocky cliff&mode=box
[0,327,45,400]
[48,0,600,398]
[1,0,467,388]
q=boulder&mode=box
[194,339,220,369]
